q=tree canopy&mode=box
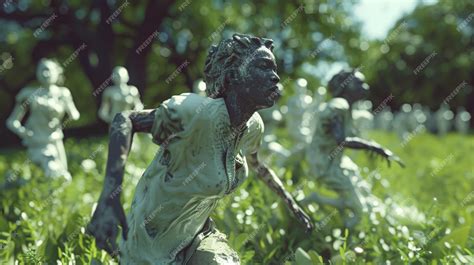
[1,0,472,147]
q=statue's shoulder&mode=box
[161,92,209,122]
[248,112,264,135]
[163,93,207,110]
[58,86,73,98]
[327,97,350,111]
[239,111,265,156]
[15,87,37,102]
[129,85,140,96]
[317,98,349,124]
[101,86,114,96]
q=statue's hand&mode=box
[377,148,405,168]
[18,128,34,139]
[87,194,128,256]
[293,205,314,233]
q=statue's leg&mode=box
[340,186,363,229]
[32,142,64,179]
[301,192,344,209]
[186,229,240,265]
[301,170,347,210]
[55,140,68,172]
[27,143,50,176]
[54,139,71,180]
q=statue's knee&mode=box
[188,248,240,265]
[187,231,240,265]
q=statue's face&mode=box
[37,61,60,85]
[236,46,280,109]
[112,67,129,85]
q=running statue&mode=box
[6,58,80,180]
[87,34,313,264]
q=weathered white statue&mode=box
[455,106,471,134]
[303,69,403,228]
[408,103,427,130]
[286,78,314,145]
[98,66,143,124]
[6,58,80,180]
[313,86,328,109]
[305,86,328,142]
[404,104,417,132]
[374,107,393,131]
[423,106,436,133]
[435,104,454,136]
[258,85,290,167]
[352,100,374,137]
[393,104,412,139]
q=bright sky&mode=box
[354,0,437,40]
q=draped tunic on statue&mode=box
[14,86,76,178]
[120,93,264,264]
[307,97,360,191]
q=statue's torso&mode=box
[120,93,264,263]
[287,94,313,142]
[23,86,68,143]
[107,86,140,115]
[308,98,353,173]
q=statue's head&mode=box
[37,58,64,85]
[112,66,129,85]
[328,69,369,104]
[204,33,280,109]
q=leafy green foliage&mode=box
[0,0,361,146]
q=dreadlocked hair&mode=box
[203,33,274,98]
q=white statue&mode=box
[313,86,328,109]
[98,66,143,124]
[6,58,80,180]
[404,104,418,132]
[409,103,427,129]
[286,78,314,145]
[352,100,374,137]
[455,106,471,134]
[435,104,454,136]
[303,69,404,228]
[258,83,290,167]
[422,106,436,133]
[305,86,328,141]
[393,104,412,139]
[374,107,393,131]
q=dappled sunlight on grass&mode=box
[0,132,473,264]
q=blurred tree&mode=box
[0,0,362,147]
[353,0,474,118]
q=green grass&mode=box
[0,131,473,264]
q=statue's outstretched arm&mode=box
[132,86,144,111]
[248,153,314,233]
[327,117,404,167]
[326,115,346,144]
[344,136,405,167]
[87,109,155,255]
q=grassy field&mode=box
[0,131,473,264]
